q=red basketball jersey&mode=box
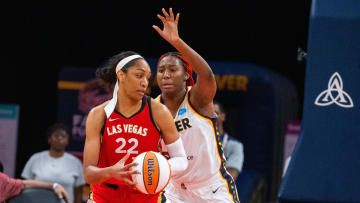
[97,96,161,186]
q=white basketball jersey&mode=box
[157,87,225,184]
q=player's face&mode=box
[123,59,151,100]
[48,129,69,151]
[157,56,188,95]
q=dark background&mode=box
[2,1,311,179]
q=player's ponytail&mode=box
[95,66,116,84]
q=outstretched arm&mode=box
[153,8,217,115]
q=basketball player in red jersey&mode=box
[83,51,188,202]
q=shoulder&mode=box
[149,98,173,128]
[150,98,168,113]
[29,151,48,160]
[225,134,243,147]
[226,134,241,143]
[64,153,83,164]
[87,101,108,122]
[226,138,244,154]
[228,139,243,148]
[89,101,108,116]
[63,153,84,173]
[23,151,48,170]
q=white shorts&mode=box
[163,172,239,203]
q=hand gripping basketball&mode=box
[111,151,140,186]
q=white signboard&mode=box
[0,104,20,177]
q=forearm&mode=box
[84,165,113,184]
[22,179,53,189]
[166,138,188,176]
[23,179,70,202]
[172,38,214,78]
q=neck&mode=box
[116,88,142,115]
[217,123,224,135]
[49,148,64,158]
[162,87,187,115]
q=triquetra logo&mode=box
[314,72,354,108]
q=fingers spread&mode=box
[123,162,138,170]
[169,8,174,18]
[122,177,136,186]
[157,14,166,24]
[162,8,170,18]
[175,13,180,24]
[152,25,163,37]
[120,151,131,164]
[122,170,140,175]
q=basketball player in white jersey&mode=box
[153,8,240,203]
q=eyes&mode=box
[135,72,151,81]
[158,67,177,74]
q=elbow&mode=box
[84,176,91,185]
[83,167,94,184]
[84,172,98,185]
[168,156,188,176]
[84,173,92,184]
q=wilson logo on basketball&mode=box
[143,152,159,194]
[147,158,155,185]
[131,151,171,194]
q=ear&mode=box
[184,72,190,81]
[116,70,126,82]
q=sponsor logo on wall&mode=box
[315,72,354,108]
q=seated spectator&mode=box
[21,123,85,203]
[0,161,70,203]
[214,101,245,181]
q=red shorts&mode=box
[89,182,165,203]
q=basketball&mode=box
[131,151,171,194]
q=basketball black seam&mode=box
[155,153,160,193]
[143,152,149,194]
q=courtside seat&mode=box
[7,188,66,203]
